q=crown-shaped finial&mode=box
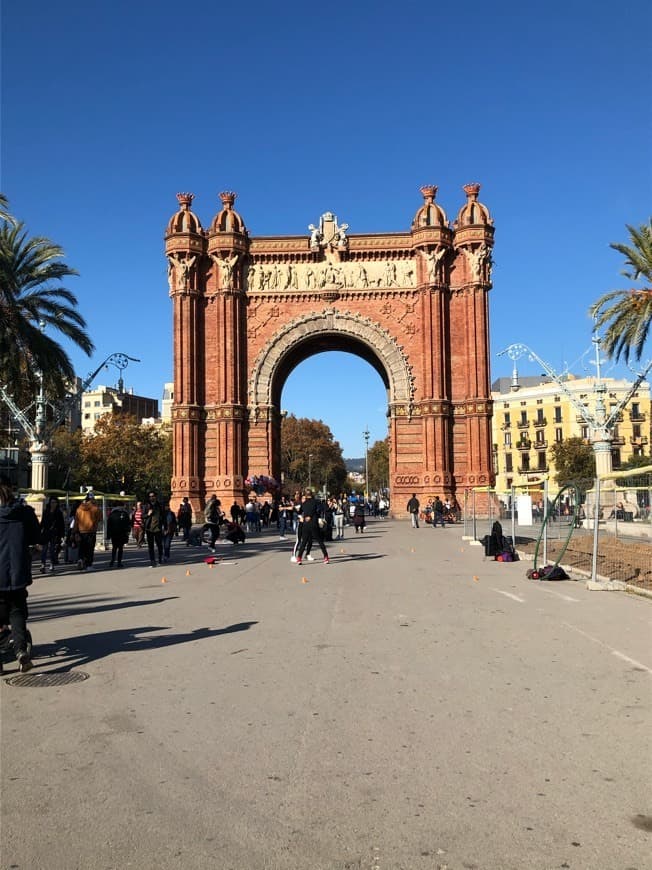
[420,185,438,203]
[176,192,194,209]
[463,183,481,200]
[219,191,237,209]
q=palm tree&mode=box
[589,220,652,363]
[0,200,94,401]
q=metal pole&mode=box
[543,477,549,566]
[463,489,468,537]
[472,489,477,541]
[591,476,601,582]
[511,484,516,551]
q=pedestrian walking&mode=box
[39,495,65,574]
[162,501,177,562]
[107,504,132,568]
[407,494,420,528]
[0,476,40,673]
[73,493,102,570]
[131,501,145,547]
[353,502,366,533]
[332,497,345,539]
[204,495,223,551]
[292,489,329,565]
[432,496,445,528]
[144,491,165,567]
[177,497,192,546]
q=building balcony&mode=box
[630,435,649,445]
[630,411,647,422]
[611,436,625,446]
[535,464,549,474]
[576,414,588,423]
[517,465,532,474]
[517,420,530,429]
[501,422,511,430]
[533,417,547,427]
[516,441,531,450]
[533,439,548,449]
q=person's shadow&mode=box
[32,621,258,672]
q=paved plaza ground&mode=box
[1,519,650,870]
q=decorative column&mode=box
[165,193,207,515]
[451,183,495,492]
[205,192,250,506]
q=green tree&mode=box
[280,414,347,495]
[550,437,595,486]
[77,415,172,497]
[48,426,83,490]
[367,437,389,494]
[589,220,652,363]
[0,195,94,402]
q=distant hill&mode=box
[345,457,365,473]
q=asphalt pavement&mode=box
[1,519,650,870]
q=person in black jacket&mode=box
[107,504,132,568]
[39,495,65,574]
[293,489,329,565]
[0,476,40,672]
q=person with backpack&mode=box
[73,493,102,571]
[107,504,132,568]
[406,494,420,528]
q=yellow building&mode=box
[491,374,651,492]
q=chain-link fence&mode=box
[462,473,652,588]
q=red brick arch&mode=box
[166,186,495,515]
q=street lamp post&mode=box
[308,453,313,490]
[363,427,370,501]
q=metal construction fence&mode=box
[462,469,652,587]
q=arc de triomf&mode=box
[165,184,495,515]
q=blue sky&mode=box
[2,1,650,456]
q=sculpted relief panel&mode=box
[245,258,417,293]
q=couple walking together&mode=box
[291,489,329,565]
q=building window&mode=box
[84,401,91,408]
[536,399,543,405]
[521,454,530,471]
[504,412,510,427]
[632,402,640,417]
[84,413,90,420]
[536,409,545,423]
[520,401,526,406]
[520,411,528,425]
[554,395,560,402]
[554,406,562,423]
[555,428,562,442]
[612,449,621,468]
[633,424,641,437]
[537,452,547,470]
[504,433,511,446]
[505,454,513,473]
[94,400,100,407]
[536,430,544,444]
[581,426,589,439]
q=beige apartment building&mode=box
[491,374,651,492]
[81,386,158,432]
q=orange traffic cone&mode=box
[301,577,309,584]
[161,576,168,584]
[473,575,479,582]
[186,569,191,576]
